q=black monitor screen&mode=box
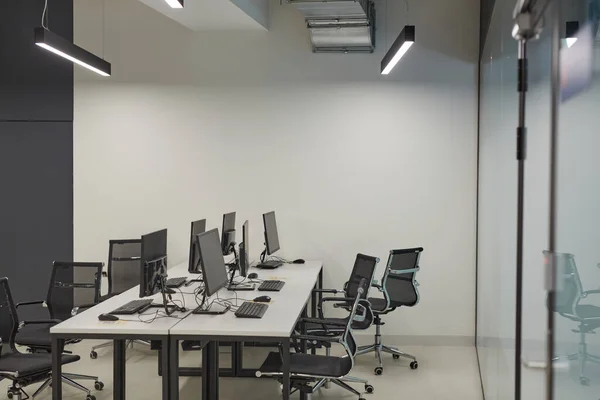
[221,212,236,255]
[197,229,228,297]
[188,219,207,273]
[263,211,280,255]
[239,220,249,277]
[140,229,167,298]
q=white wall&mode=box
[73,0,479,342]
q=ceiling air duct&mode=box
[288,0,376,53]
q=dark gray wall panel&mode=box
[0,0,73,122]
[0,122,73,304]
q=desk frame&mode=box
[51,333,171,400]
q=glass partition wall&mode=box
[478,0,600,399]
[553,0,600,399]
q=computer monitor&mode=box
[221,212,236,256]
[139,229,168,298]
[197,228,229,297]
[263,211,280,256]
[188,219,207,273]
[238,220,249,278]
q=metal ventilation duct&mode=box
[289,0,376,53]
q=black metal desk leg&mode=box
[51,337,63,399]
[282,340,291,400]
[114,339,126,400]
[167,338,179,400]
[234,342,243,376]
[202,341,219,400]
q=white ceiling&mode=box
[137,0,268,31]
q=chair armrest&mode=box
[389,267,420,275]
[312,288,344,294]
[292,334,340,344]
[16,300,46,309]
[19,319,61,329]
[318,296,355,318]
[71,303,96,315]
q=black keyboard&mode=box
[166,277,187,288]
[109,299,153,315]
[235,301,268,319]
[256,260,283,269]
[258,280,285,292]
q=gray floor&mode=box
[0,342,483,400]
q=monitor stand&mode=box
[226,261,255,291]
[192,291,231,315]
[155,275,184,316]
[185,276,203,287]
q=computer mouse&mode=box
[293,259,306,264]
[253,295,271,303]
[98,313,119,321]
[248,272,259,279]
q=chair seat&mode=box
[368,297,388,313]
[0,353,79,378]
[260,351,352,378]
[15,324,54,347]
[577,304,600,319]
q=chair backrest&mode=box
[47,261,103,321]
[339,278,369,373]
[0,278,20,355]
[381,247,423,309]
[345,253,379,299]
[544,251,582,315]
[107,239,142,295]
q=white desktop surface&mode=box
[50,263,196,336]
[169,261,323,338]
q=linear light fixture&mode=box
[565,21,579,48]
[165,0,184,8]
[34,28,111,77]
[381,25,415,75]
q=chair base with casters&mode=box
[90,339,150,359]
[356,312,418,375]
[557,318,600,386]
[257,352,373,400]
[6,372,103,400]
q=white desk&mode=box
[50,262,197,400]
[168,261,324,400]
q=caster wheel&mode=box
[374,367,383,375]
[360,398,367,400]
[94,381,104,390]
[86,395,96,400]
[7,391,13,399]
[393,354,400,360]
[580,377,590,386]
[410,361,419,370]
[365,384,374,394]
[90,351,98,359]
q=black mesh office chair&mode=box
[302,254,379,356]
[0,277,101,400]
[90,240,149,359]
[257,279,373,400]
[14,261,104,395]
[358,248,423,375]
[546,250,600,386]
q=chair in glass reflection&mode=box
[547,251,600,386]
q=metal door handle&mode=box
[521,357,569,370]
